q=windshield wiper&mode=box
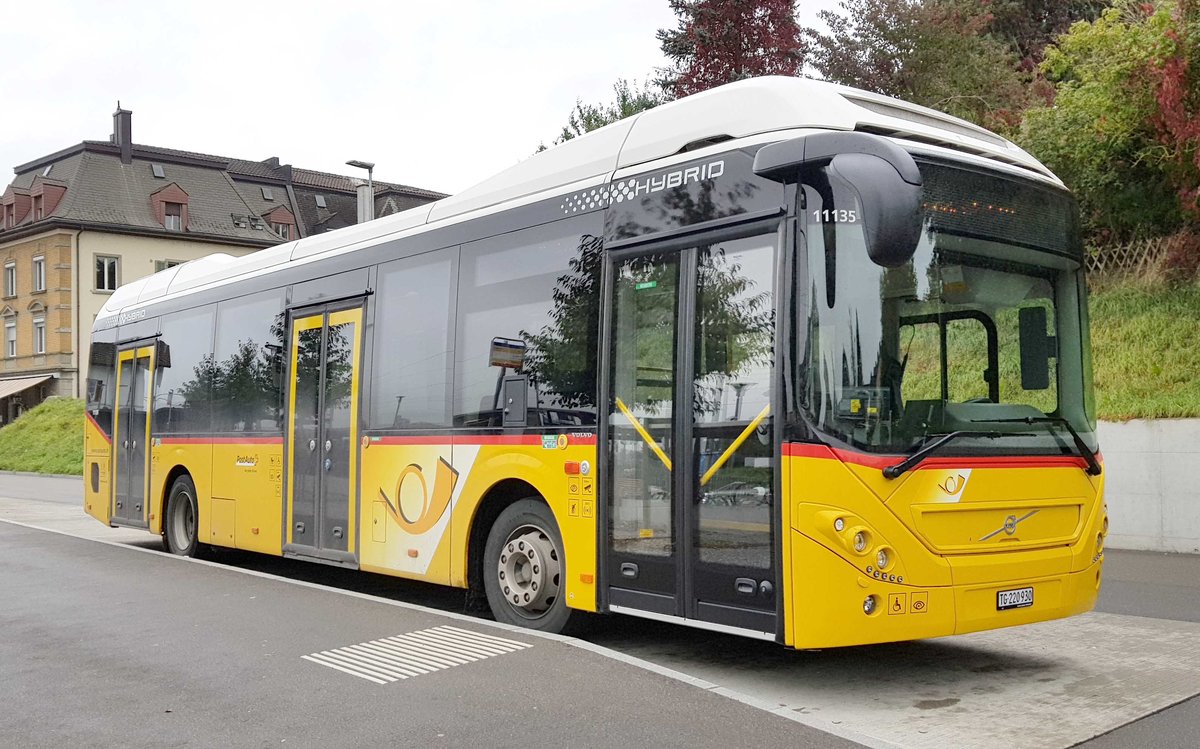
[971,416,1102,476]
[883,431,1014,479]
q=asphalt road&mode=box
[2,472,1198,748]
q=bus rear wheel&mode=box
[483,499,572,633]
[163,475,205,557]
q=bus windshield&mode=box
[799,159,1097,456]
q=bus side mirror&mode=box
[826,152,923,268]
[753,131,924,268]
[1018,306,1055,390]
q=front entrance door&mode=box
[285,305,363,564]
[112,345,154,527]
[605,229,779,635]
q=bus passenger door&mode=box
[112,345,154,528]
[604,230,779,638]
[285,305,363,565]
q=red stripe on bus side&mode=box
[782,442,1098,471]
[159,437,284,445]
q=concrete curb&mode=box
[0,469,81,480]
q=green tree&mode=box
[545,78,668,150]
[1018,2,1189,241]
[807,0,1031,130]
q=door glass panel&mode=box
[609,254,678,557]
[129,355,150,516]
[320,319,355,551]
[694,237,774,570]
[114,357,135,515]
[290,324,323,545]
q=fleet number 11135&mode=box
[812,209,858,223]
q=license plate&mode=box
[997,587,1034,611]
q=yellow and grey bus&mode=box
[84,77,1105,647]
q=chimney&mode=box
[356,181,375,223]
[112,103,132,164]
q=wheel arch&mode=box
[157,464,193,535]
[465,478,547,597]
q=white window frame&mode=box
[32,315,45,355]
[32,256,45,292]
[3,262,14,297]
[96,255,119,292]
[272,222,290,240]
[154,259,181,273]
[4,318,15,358]
[164,203,182,232]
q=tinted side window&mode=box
[213,291,286,433]
[153,307,215,433]
[454,222,601,427]
[371,248,457,429]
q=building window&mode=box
[32,256,45,292]
[155,259,181,273]
[151,164,166,179]
[315,195,327,208]
[33,316,45,355]
[3,263,14,297]
[96,256,119,292]
[33,195,44,221]
[5,319,15,358]
[272,222,290,240]
[164,203,183,231]
[261,187,274,200]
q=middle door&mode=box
[606,231,778,633]
[286,305,363,563]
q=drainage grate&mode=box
[301,625,532,684]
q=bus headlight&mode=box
[876,548,890,570]
[834,517,845,532]
[854,531,868,552]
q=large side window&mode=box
[454,221,601,427]
[154,307,216,434]
[212,291,286,433]
[371,248,457,429]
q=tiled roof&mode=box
[26,151,275,242]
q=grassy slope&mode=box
[1090,283,1200,420]
[0,398,84,475]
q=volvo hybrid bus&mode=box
[84,77,1105,648]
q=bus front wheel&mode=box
[163,475,205,557]
[483,499,572,633]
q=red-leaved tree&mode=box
[657,0,806,98]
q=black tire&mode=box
[483,498,573,633]
[163,475,205,557]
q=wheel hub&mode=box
[496,525,561,616]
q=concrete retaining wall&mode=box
[1100,419,1200,554]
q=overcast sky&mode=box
[1,1,840,195]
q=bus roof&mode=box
[98,76,1053,323]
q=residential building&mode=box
[0,106,446,423]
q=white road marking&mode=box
[303,626,531,684]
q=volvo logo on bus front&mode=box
[979,510,1040,542]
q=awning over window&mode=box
[0,375,52,400]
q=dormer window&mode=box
[164,202,183,231]
[33,195,43,221]
[273,222,290,240]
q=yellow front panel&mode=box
[784,445,1105,649]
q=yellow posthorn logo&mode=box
[557,434,568,450]
[378,457,460,535]
[939,473,966,495]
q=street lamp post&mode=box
[345,159,375,222]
